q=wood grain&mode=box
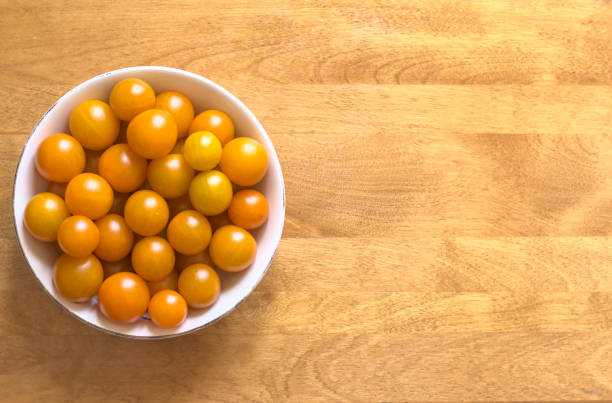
[2,0,612,401]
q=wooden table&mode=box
[2,1,612,401]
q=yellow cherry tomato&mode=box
[36,133,85,182]
[65,173,114,220]
[98,272,150,323]
[102,257,133,279]
[24,192,70,242]
[94,214,134,262]
[183,131,222,171]
[178,264,220,308]
[109,78,156,121]
[155,91,194,138]
[131,236,175,282]
[127,109,177,159]
[228,189,269,229]
[189,110,234,145]
[167,210,211,255]
[98,143,148,192]
[69,100,119,150]
[219,137,268,186]
[147,154,194,199]
[148,289,188,328]
[53,254,103,302]
[148,269,179,296]
[57,216,100,258]
[189,170,233,216]
[209,225,256,272]
[124,190,169,236]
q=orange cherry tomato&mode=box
[69,100,119,150]
[148,289,188,328]
[127,109,177,159]
[178,264,220,308]
[65,173,114,220]
[175,249,213,272]
[183,131,222,171]
[148,269,179,295]
[53,254,103,302]
[98,272,150,323]
[94,214,134,262]
[209,225,256,272]
[189,170,233,216]
[98,143,148,192]
[147,154,194,199]
[124,190,169,236]
[109,78,156,121]
[47,181,67,199]
[167,194,192,218]
[170,137,185,154]
[155,91,194,138]
[57,216,100,258]
[219,137,268,186]
[84,149,102,173]
[189,110,234,145]
[167,210,211,255]
[228,189,269,229]
[109,191,129,215]
[206,211,231,231]
[24,192,70,242]
[102,257,132,279]
[131,236,175,282]
[35,133,85,182]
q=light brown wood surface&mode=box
[2,1,612,401]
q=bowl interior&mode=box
[13,67,284,338]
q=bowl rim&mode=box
[12,66,285,339]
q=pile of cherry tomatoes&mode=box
[24,78,269,329]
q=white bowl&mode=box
[13,66,285,338]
